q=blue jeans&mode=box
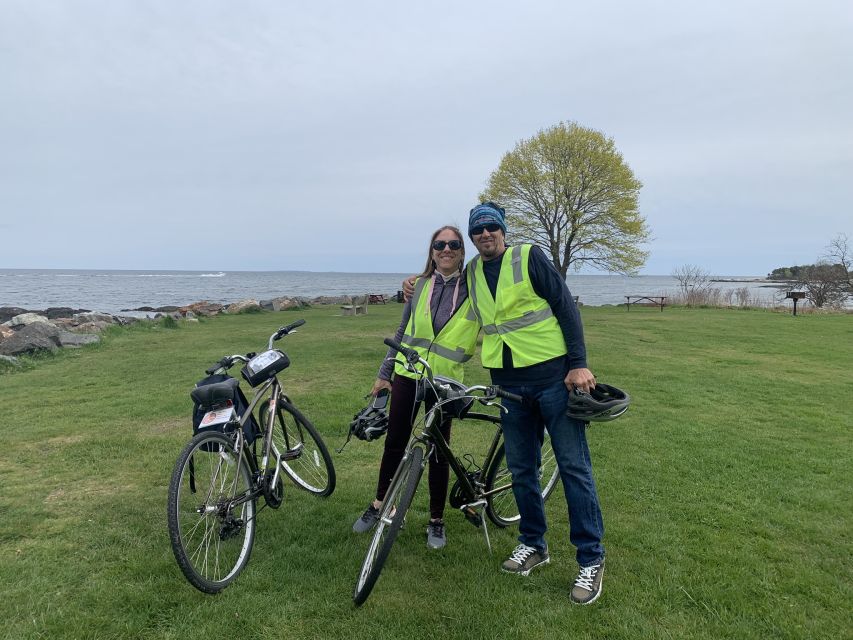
[501,379,605,566]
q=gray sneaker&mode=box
[426,520,446,549]
[570,559,605,605]
[352,504,380,533]
[501,543,550,575]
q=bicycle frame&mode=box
[414,407,511,506]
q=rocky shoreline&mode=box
[0,294,382,365]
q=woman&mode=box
[352,225,479,549]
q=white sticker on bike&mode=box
[200,407,235,426]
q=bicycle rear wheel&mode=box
[167,432,256,593]
[353,446,425,606]
[273,399,336,497]
[484,431,560,528]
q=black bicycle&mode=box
[167,320,336,593]
[353,338,560,605]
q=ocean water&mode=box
[0,269,785,314]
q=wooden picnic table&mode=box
[368,294,387,304]
[625,295,666,311]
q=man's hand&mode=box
[565,367,595,393]
[371,378,393,396]
[401,276,416,301]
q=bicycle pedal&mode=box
[462,507,482,528]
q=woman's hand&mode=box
[371,378,393,396]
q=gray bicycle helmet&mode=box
[348,390,390,441]
[566,383,630,422]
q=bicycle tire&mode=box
[273,399,336,497]
[484,431,560,528]
[353,446,425,606]
[167,431,256,593]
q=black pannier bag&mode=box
[191,374,261,445]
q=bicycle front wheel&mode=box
[273,400,336,497]
[167,432,256,593]
[485,431,560,528]
[353,445,425,606]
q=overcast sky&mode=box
[1,0,851,275]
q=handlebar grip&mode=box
[205,356,231,375]
[273,319,306,341]
[383,338,419,363]
[286,319,306,331]
[493,387,524,404]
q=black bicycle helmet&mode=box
[348,390,390,441]
[566,383,630,422]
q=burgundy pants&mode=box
[375,375,451,520]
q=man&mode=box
[465,202,605,605]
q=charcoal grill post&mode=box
[785,291,805,316]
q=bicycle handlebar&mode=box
[383,338,522,405]
[205,320,307,374]
[383,338,420,364]
[490,386,523,404]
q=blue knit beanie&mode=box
[468,202,507,238]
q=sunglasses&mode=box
[470,223,502,236]
[432,240,463,251]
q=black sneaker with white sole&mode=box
[352,504,380,533]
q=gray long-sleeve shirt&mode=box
[377,270,469,381]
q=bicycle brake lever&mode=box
[479,399,508,414]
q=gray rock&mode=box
[180,301,224,317]
[311,295,353,305]
[74,321,110,333]
[0,354,20,366]
[3,313,53,328]
[262,296,305,311]
[58,331,101,348]
[0,322,62,356]
[225,299,262,314]
[44,307,91,319]
[0,307,28,323]
[184,311,196,319]
[72,312,116,325]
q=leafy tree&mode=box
[767,265,810,280]
[480,122,649,277]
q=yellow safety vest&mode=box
[394,275,480,381]
[467,245,567,368]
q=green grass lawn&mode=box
[1,305,850,640]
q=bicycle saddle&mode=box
[191,378,239,408]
